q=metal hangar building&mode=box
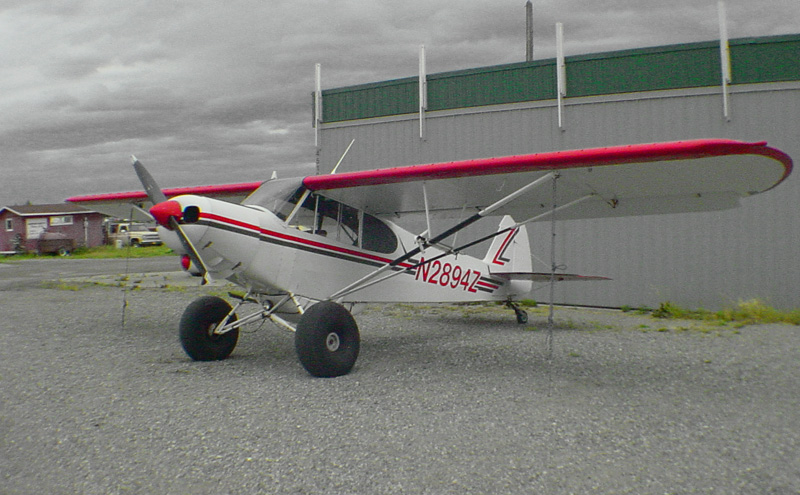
[314,34,800,310]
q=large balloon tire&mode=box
[295,301,360,377]
[179,296,239,361]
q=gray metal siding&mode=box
[318,83,800,310]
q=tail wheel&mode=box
[295,301,360,377]
[179,296,239,361]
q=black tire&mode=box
[179,296,239,361]
[295,301,360,377]
[516,309,528,325]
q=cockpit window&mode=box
[243,178,398,254]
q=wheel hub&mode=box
[325,332,340,352]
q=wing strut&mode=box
[422,182,433,241]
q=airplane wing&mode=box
[302,139,792,221]
[67,182,263,219]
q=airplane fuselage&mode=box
[159,192,530,304]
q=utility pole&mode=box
[526,0,534,61]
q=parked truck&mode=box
[106,221,162,247]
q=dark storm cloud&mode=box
[0,0,797,204]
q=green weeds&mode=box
[1,244,173,262]
[70,245,173,259]
[652,299,800,326]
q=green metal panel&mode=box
[427,61,556,111]
[731,35,800,84]
[319,34,800,123]
[566,42,721,97]
[321,78,417,122]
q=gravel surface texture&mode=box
[1,259,799,494]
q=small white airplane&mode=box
[68,139,792,377]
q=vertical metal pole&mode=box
[526,0,534,62]
[548,173,559,327]
[419,45,427,140]
[314,63,322,174]
[718,1,732,121]
[556,23,566,130]
[314,63,322,147]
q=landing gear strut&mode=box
[506,301,528,325]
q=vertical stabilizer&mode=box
[483,216,532,274]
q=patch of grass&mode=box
[71,245,174,259]
[652,301,708,320]
[715,299,800,326]
[42,281,88,291]
[622,305,653,315]
[0,252,36,262]
[652,299,800,326]
[1,244,174,262]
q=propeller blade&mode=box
[131,155,167,205]
[131,156,209,284]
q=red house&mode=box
[0,203,106,254]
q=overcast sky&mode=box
[1,0,797,205]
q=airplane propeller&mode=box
[131,156,210,284]
[132,156,167,205]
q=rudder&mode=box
[483,216,532,274]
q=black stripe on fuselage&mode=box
[197,219,411,273]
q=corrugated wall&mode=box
[541,85,800,311]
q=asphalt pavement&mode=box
[1,258,798,494]
[0,257,178,290]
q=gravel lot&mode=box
[1,259,799,494]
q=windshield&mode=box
[243,178,305,218]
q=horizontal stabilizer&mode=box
[495,272,611,282]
